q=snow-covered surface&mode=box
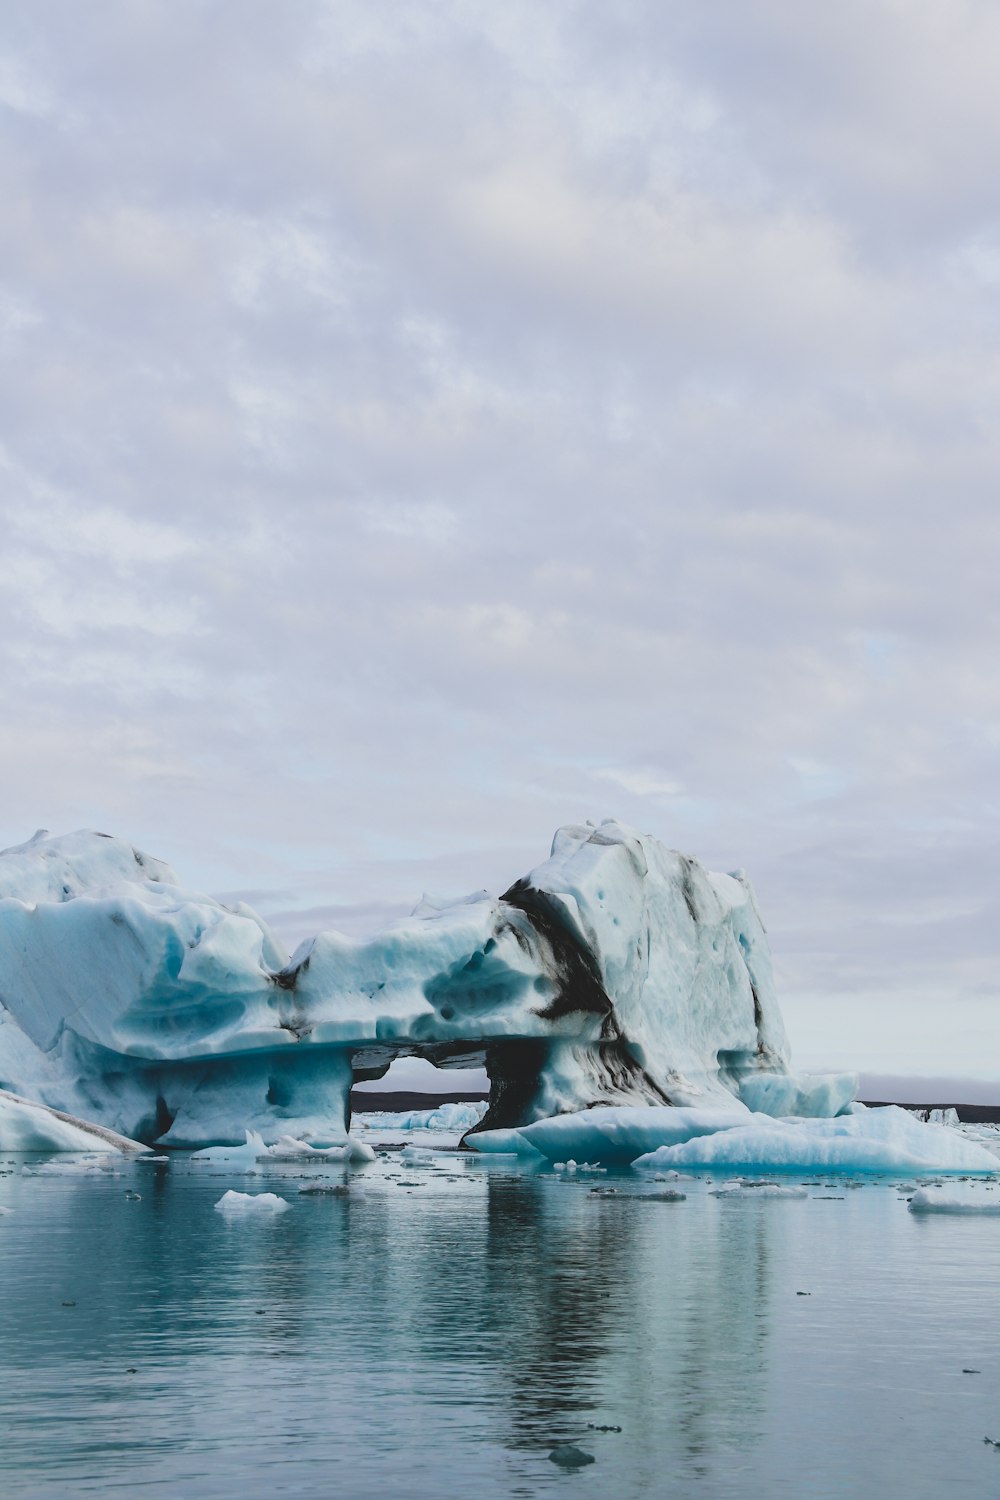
[214,1190,291,1216]
[0,821,796,1146]
[909,1185,1000,1214]
[0,1088,148,1154]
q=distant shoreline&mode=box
[860,1100,1000,1123]
[351,1090,488,1113]
[351,1089,1000,1123]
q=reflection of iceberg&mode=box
[0,822,802,1147]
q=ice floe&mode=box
[214,1190,291,1216]
[908,1186,1000,1214]
[710,1182,809,1199]
[469,1104,999,1175]
[632,1108,998,1176]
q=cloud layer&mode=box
[2,2,998,1079]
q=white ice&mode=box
[214,1190,291,1216]
[192,1129,376,1165]
[631,1107,999,1175]
[470,1104,1000,1174]
[191,1130,268,1166]
[710,1182,809,1199]
[909,1185,1000,1214]
[354,1102,487,1133]
[479,1105,753,1165]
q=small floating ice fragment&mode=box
[214,1190,291,1216]
[710,1182,808,1199]
[909,1187,1000,1215]
[192,1130,267,1166]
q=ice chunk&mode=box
[464,1127,545,1158]
[632,1107,1000,1176]
[341,1137,377,1163]
[355,1102,487,1133]
[214,1190,291,1216]
[710,1182,809,1199]
[907,1107,961,1127]
[191,1130,267,1166]
[260,1136,356,1162]
[909,1186,1000,1214]
[738,1072,857,1118]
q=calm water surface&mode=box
[1,1149,999,1499]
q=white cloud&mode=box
[0,1,998,1081]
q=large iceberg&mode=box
[0,822,805,1148]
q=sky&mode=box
[1,1,998,1090]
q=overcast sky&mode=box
[2,1,998,1087]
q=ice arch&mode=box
[0,821,798,1147]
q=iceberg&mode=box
[738,1072,858,1118]
[468,1104,1000,1175]
[0,822,796,1147]
[477,1104,753,1165]
[631,1107,999,1176]
[355,1101,488,1133]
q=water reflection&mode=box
[2,1156,997,1498]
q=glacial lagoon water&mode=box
[2,1147,1000,1499]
